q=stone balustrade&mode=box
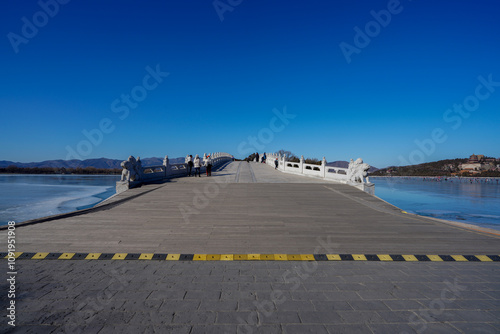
[116,152,233,194]
[263,152,374,194]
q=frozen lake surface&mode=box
[0,174,119,225]
[372,176,500,231]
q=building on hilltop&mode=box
[458,154,499,174]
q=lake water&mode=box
[372,176,500,231]
[0,174,119,226]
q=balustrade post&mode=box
[321,157,326,178]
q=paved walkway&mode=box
[4,260,499,333]
[1,161,499,333]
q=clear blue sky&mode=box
[2,0,499,168]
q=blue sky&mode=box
[2,0,499,168]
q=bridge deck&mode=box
[5,161,499,254]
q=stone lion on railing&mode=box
[347,158,370,183]
[120,156,141,182]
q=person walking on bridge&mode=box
[193,154,201,177]
[205,155,212,176]
[185,154,193,176]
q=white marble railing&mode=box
[263,152,374,194]
[116,152,233,194]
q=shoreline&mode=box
[371,175,500,180]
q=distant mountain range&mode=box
[0,157,185,169]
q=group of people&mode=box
[185,154,212,177]
[253,152,267,163]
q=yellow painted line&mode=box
[476,255,493,262]
[451,255,468,262]
[166,254,180,261]
[402,255,418,262]
[85,253,101,260]
[59,253,75,260]
[9,252,23,259]
[353,254,367,261]
[32,252,49,259]
[139,253,154,260]
[3,253,495,262]
[377,254,393,261]
[112,253,127,260]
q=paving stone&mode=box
[184,290,221,300]
[410,322,462,334]
[122,299,162,312]
[159,300,201,312]
[259,311,301,324]
[337,310,385,324]
[298,311,342,324]
[450,322,500,334]
[325,324,374,334]
[98,324,150,334]
[237,324,282,334]
[312,300,353,311]
[151,324,192,334]
[323,291,362,301]
[283,324,329,334]
[348,300,390,311]
[199,300,238,311]
[216,311,258,325]
[451,309,500,323]
[376,310,418,323]
[128,311,174,326]
[369,323,418,334]
[172,311,216,324]
[383,299,424,310]
[275,300,315,311]
[191,324,238,334]
[148,290,186,300]
[221,290,257,300]
[238,299,276,312]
